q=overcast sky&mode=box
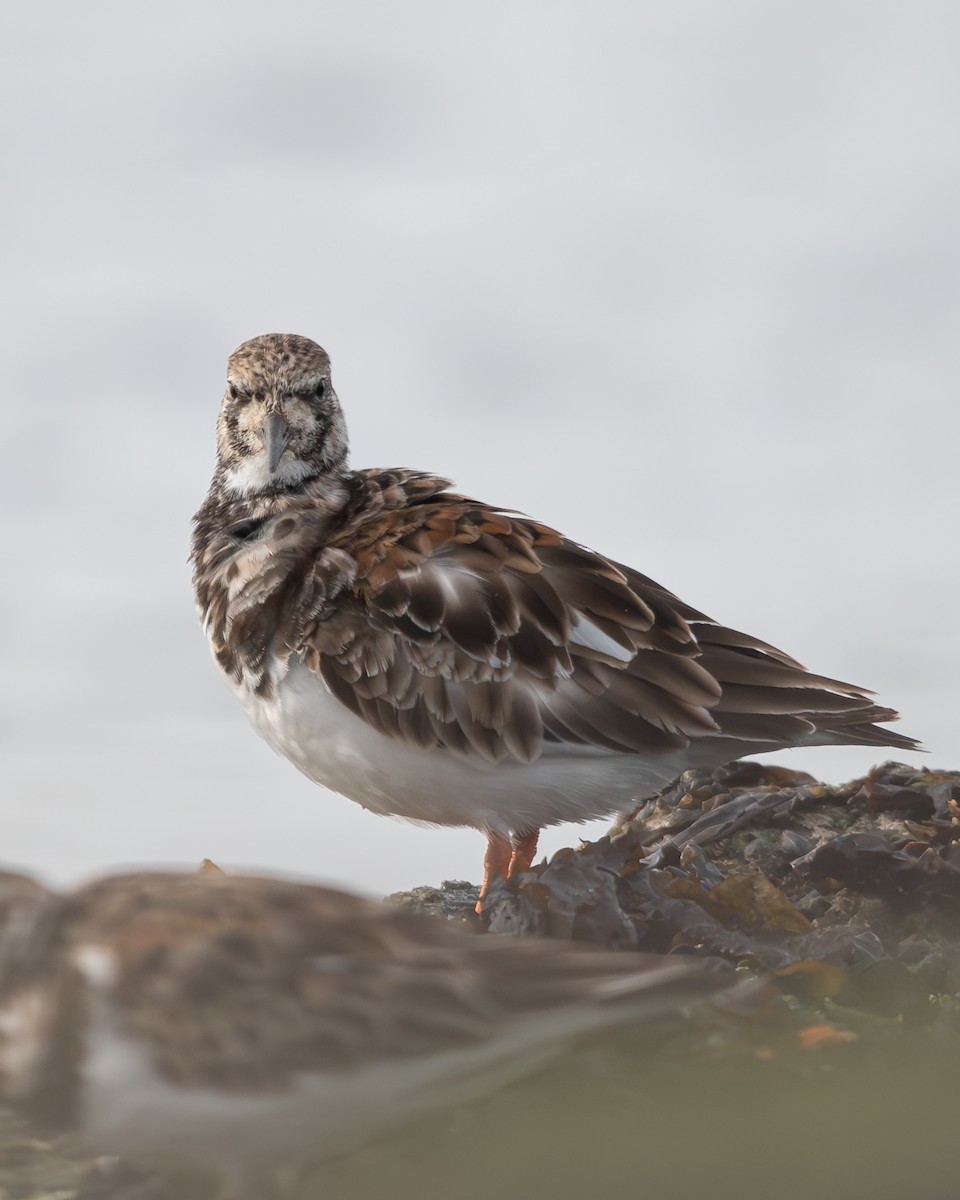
[1,1,955,895]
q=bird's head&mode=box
[216,333,349,496]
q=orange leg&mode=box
[507,829,540,877]
[476,832,512,913]
[475,829,541,914]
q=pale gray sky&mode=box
[1,1,955,894]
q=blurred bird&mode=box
[0,869,721,1197]
[191,333,917,905]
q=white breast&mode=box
[236,659,686,835]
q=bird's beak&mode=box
[260,412,292,472]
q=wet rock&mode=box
[385,879,481,923]
[393,763,960,1023]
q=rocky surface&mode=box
[5,760,960,1198]
[393,760,960,1024]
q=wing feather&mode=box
[274,470,918,766]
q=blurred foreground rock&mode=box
[6,761,960,1199]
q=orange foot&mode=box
[475,829,541,914]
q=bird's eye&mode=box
[229,384,253,405]
[292,381,325,404]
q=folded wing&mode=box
[300,472,916,766]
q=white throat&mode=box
[222,451,315,497]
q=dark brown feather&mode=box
[193,464,918,775]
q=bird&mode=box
[0,868,721,1197]
[191,332,918,905]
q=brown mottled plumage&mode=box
[0,870,717,1195]
[191,333,918,900]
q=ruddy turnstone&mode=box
[191,333,917,903]
[0,870,718,1196]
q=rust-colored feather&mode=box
[193,462,918,771]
